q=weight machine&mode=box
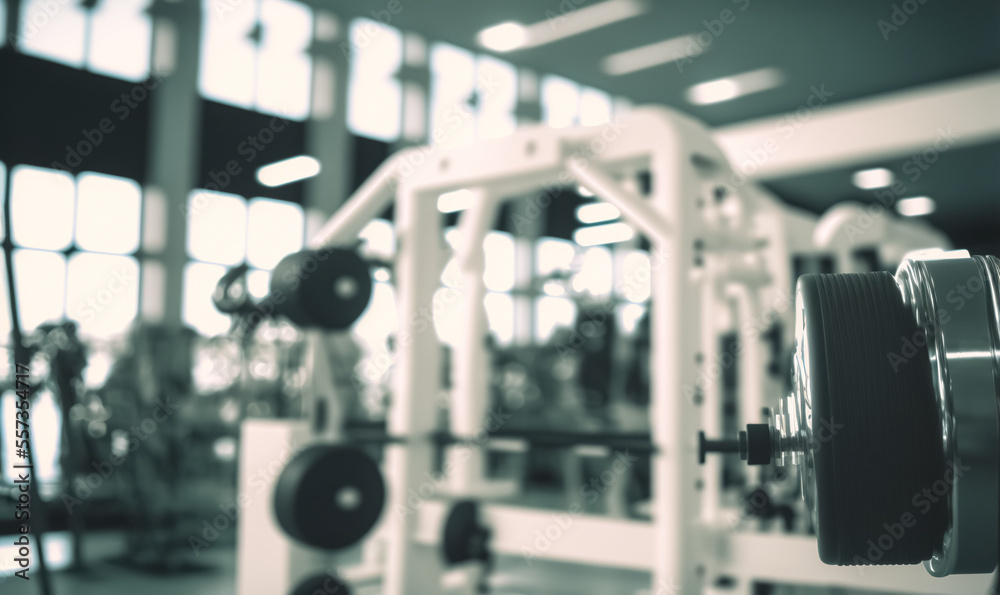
[231,106,993,594]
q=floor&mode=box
[0,531,654,595]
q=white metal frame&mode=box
[236,106,982,595]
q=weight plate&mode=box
[274,444,385,551]
[797,272,945,565]
[442,500,490,565]
[271,248,373,330]
[290,573,350,595]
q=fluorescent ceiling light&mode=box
[852,167,895,190]
[896,196,936,217]
[602,34,703,76]
[576,202,621,224]
[578,185,594,197]
[477,22,528,52]
[438,189,475,213]
[574,222,634,246]
[477,0,648,53]
[685,67,785,105]
[257,155,321,187]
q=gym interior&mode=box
[0,1,998,594]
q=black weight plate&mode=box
[798,272,945,565]
[274,444,385,551]
[271,248,373,330]
[290,573,350,595]
[442,500,488,565]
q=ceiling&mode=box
[327,0,1000,127]
[328,0,1000,252]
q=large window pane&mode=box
[476,56,517,140]
[247,269,270,298]
[199,0,257,110]
[541,75,579,129]
[187,191,248,265]
[1,389,61,485]
[256,0,313,120]
[11,166,75,251]
[358,219,395,259]
[347,19,402,141]
[431,286,462,347]
[88,0,152,81]
[12,249,66,331]
[76,173,142,254]
[536,237,575,278]
[182,262,231,336]
[483,231,514,292]
[429,42,475,148]
[353,281,397,353]
[484,292,513,346]
[246,198,304,269]
[18,0,87,68]
[621,250,651,303]
[535,296,576,343]
[66,253,139,338]
[572,246,612,297]
[580,87,612,126]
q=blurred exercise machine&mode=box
[225,107,993,594]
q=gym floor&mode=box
[0,532,657,595]
[0,531,901,595]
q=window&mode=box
[358,219,395,260]
[1,389,61,485]
[580,87,612,126]
[183,190,304,335]
[66,252,140,338]
[483,231,515,292]
[353,280,397,353]
[484,292,514,346]
[186,191,248,266]
[75,173,142,254]
[17,0,152,82]
[429,42,476,148]
[541,75,580,129]
[11,166,75,251]
[617,303,646,335]
[536,237,576,278]
[200,0,313,120]
[7,166,143,338]
[246,198,305,269]
[572,246,612,296]
[88,0,154,81]
[12,248,65,332]
[346,18,403,141]
[620,250,651,303]
[535,296,576,343]
[182,262,231,337]
[476,56,517,140]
